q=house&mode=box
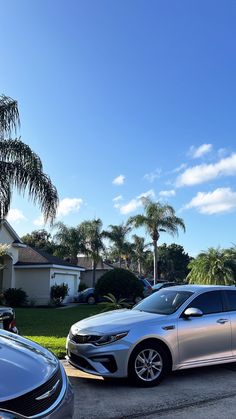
[0,220,84,305]
[77,255,113,287]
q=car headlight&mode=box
[71,324,79,335]
[86,331,128,346]
[0,411,22,418]
[94,332,128,346]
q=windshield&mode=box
[133,289,193,315]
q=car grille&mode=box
[69,331,101,344]
[0,366,63,417]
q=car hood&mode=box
[0,330,59,401]
[72,308,168,334]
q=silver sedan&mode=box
[67,285,236,387]
[0,330,74,418]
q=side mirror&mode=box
[184,307,203,318]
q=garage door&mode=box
[51,273,77,302]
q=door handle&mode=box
[217,319,229,324]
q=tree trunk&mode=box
[138,259,141,276]
[92,260,97,288]
[153,240,158,285]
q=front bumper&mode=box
[66,335,130,378]
[44,377,74,419]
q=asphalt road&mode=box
[62,361,236,419]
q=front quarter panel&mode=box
[125,318,178,372]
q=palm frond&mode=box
[0,95,20,136]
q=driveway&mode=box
[63,361,236,418]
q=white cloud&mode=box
[57,198,83,217]
[159,190,176,197]
[112,195,123,202]
[176,153,236,187]
[33,197,83,226]
[112,175,125,185]
[185,188,236,214]
[172,163,187,173]
[188,143,213,159]
[33,215,45,227]
[138,190,155,200]
[144,168,161,183]
[119,190,155,215]
[7,209,27,223]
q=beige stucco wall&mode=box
[15,268,50,305]
[0,225,15,245]
[80,270,109,288]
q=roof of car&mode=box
[164,284,236,292]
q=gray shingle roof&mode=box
[15,246,84,269]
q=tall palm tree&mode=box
[128,198,185,284]
[79,218,105,287]
[103,223,131,267]
[187,247,236,285]
[0,95,58,223]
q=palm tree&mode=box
[103,223,131,267]
[128,198,185,284]
[132,235,150,276]
[0,95,20,138]
[187,247,236,285]
[79,218,105,287]
[0,95,58,223]
[53,222,85,261]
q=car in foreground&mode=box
[67,285,236,387]
[0,330,74,418]
[0,305,18,333]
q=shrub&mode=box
[50,283,69,306]
[95,268,143,301]
[3,288,28,307]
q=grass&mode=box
[15,305,101,358]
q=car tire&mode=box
[128,341,169,387]
[87,295,96,305]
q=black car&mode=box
[0,306,18,333]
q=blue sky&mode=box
[1,0,236,256]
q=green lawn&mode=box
[15,305,101,358]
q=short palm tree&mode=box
[100,293,130,312]
[187,247,236,285]
[128,198,185,284]
[103,223,131,267]
[0,95,58,223]
[53,222,85,260]
[132,235,150,276]
[79,218,105,287]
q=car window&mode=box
[133,290,193,315]
[187,291,223,315]
[224,290,236,311]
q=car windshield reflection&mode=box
[133,290,193,315]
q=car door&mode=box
[223,290,236,356]
[177,290,232,366]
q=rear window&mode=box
[224,290,236,311]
